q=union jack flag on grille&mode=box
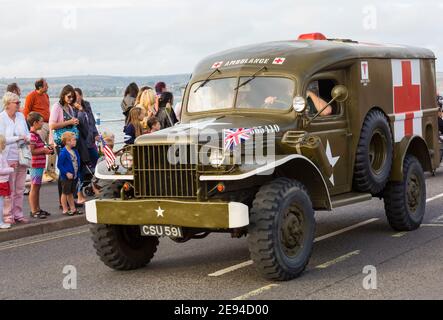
[100,136,116,169]
[223,128,252,151]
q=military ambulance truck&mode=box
[87,33,440,281]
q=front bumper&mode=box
[85,199,249,229]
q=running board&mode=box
[331,192,373,209]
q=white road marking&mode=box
[209,218,379,277]
[0,229,89,252]
[313,218,379,242]
[232,284,280,301]
[422,224,443,227]
[315,250,361,269]
[392,232,408,238]
[209,260,254,277]
[426,193,443,203]
[431,214,443,223]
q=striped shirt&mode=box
[30,131,46,168]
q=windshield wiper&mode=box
[194,68,221,93]
[234,66,268,91]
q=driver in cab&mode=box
[264,81,332,116]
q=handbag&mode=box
[18,143,32,167]
[53,108,79,146]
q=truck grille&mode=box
[133,144,198,199]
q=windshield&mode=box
[187,77,295,113]
[188,78,237,113]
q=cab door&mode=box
[306,70,352,195]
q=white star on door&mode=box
[155,207,165,218]
[325,140,340,186]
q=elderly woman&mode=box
[0,92,30,224]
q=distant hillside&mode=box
[0,74,191,98]
[1,72,442,98]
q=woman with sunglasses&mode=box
[0,92,30,224]
[49,85,81,212]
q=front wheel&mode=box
[383,155,426,231]
[248,178,316,281]
[91,224,159,271]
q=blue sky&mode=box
[0,0,442,77]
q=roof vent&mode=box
[298,33,327,40]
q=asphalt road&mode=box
[1,170,443,300]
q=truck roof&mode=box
[193,39,435,76]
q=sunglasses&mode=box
[66,95,74,100]
[11,101,21,105]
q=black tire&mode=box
[248,178,316,281]
[90,180,158,271]
[383,155,426,231]
[91,224,159,271]
[354,109,393,195]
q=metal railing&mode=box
[95,115,126,146]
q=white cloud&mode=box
[0,0,442,77]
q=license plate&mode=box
[140,225,183,238]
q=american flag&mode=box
[100,136,116,169]
[224,128,252,151]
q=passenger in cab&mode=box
[306,81,332,116]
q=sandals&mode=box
[40,210,51,217]
[62,210,83,216]
[30,211,47,219]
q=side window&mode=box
[307,79,340,117]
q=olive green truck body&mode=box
[86,34,439,279]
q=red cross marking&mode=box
[393,61,421,136]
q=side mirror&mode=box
[305,84,349,127]
[331,85,349,103]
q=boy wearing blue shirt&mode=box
[57,132,82,216]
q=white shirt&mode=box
[0,111,30,162]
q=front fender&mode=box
[200,155,332,211]
[95,158,134,181]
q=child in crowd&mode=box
[92,132,116,196]
[124,107,146,145]
[27,112,54,219]
[0,135,14,229]
[57,132,82,216]
[102,131,115,151]
[147,117,161,133]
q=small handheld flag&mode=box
[100,135,116,170]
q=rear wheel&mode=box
[248,178,316,281]
[383,155,426,231]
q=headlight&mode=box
[209,148,226,168]
[293,96,306,112]
[120,152,133,169]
